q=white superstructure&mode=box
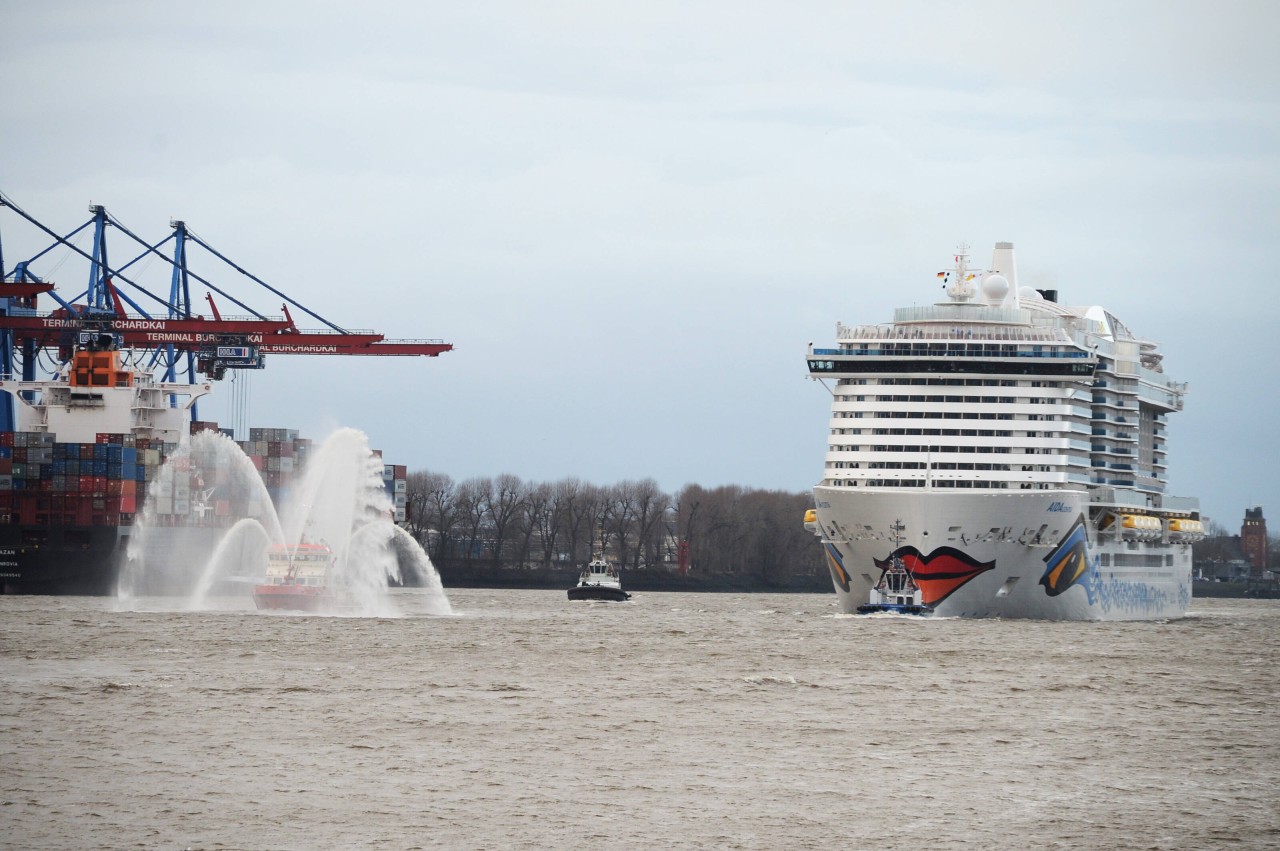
[1,343,211,444]
[806,242,1201,619]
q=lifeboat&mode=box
[1166,518,1205,543]
[1119,514,1162,541]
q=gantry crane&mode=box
[0,195,452,430]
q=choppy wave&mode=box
[2,591,1277,849]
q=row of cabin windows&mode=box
[839,378,1040,387]
[827,479,1056,490]
[835,412,1018,420]
[830,445,1070,455]
[826,461,1017,471]
[835,394,1024,404]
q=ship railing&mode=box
[813,346,1089,359]
[836,322,1067,343]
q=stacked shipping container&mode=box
[0,425,405,528]
[384,464,408,523]
[0,431,165,527]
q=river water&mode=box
[2,590,1277,850]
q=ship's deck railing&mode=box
[836,322,1071,343]
[813,344,1090,359]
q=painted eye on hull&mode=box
[1040,516,1092,597]
[824,543,851,592]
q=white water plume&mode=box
[117,427,451,617]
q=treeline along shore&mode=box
[400,472,831,592]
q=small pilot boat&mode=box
[567,555,630,602]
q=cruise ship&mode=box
[805,242,1202,620]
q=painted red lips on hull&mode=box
[874,546,996,607]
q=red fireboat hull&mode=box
[252,584,338,612]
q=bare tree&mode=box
[632,478,669,569]
[521,480,577,568]
[607,480,640,568]
[1193,520,1238,565]
[515,481,553,568]
[407,470,457,563]
[455,477,490,565]
[402,470,435,543]
[486,473,526,567]
[409,467,825,584]
[563,481,608,564]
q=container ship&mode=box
[805,242,1203,620]
[0,339,410,595]
[0,198,445,595]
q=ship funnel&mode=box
[988,241,1019,306]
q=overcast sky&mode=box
[2,1,1277,528]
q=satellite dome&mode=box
[1019,286,1043,300]
[983,274,1009,301]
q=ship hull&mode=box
[567,584,630,602]
[252,584,342,612]
[812,488,1192,620]
[0,524,127,595]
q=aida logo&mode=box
[1047,501,1073,513]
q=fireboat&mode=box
[252,541,345,612]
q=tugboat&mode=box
[567,549,630,602]
[252,540,345,612]
[857,521,933,616]
[857,554,934,615]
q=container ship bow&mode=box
[805,242,1202,620]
